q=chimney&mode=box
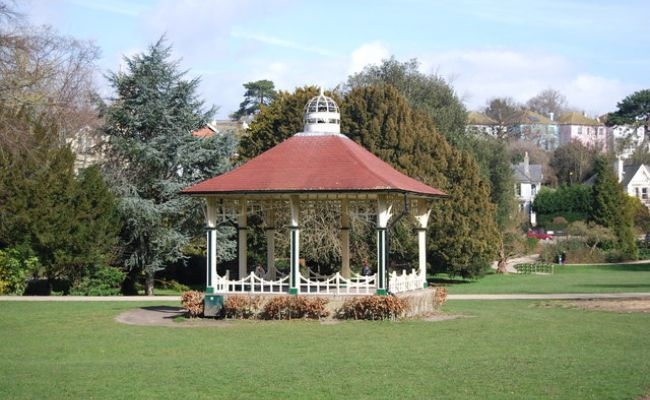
[524,152,530,176]
[617,157,624,182]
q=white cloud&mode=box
[348,42,390,75]
[416,47,634,115]
[564,74,628,116]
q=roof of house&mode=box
[182,132,447,199]
[512,162,543,183]
[620,164,646,187]
[467,111,496,125]
[558,112,602,126]
[513,110,554,125]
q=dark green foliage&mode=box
[230,79,277,120]
[591,157,637,259]
[102,37,237,294]
[550,141,599,185]
[238,86,325,160]
[0,248,39,295]
[69,265,124,296]
[342,85,498,278]
[457,135,516,228]
[606,89,650,132]
[345,57,467,141]
[533,185,592,215]
[0,107,120,288]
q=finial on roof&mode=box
[303,88,341,134]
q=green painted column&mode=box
[289,196,300,295]
[238,200,248,279]
[340,199,351,278]
[376,195,393,295]
[205,197,218,293]
[414,199,432,288]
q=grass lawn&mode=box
[0,300,648,399]
[434,263,650,295]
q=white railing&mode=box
[388,268,426,294]
[213,272,291,294]
[299,272,376,295]
[210,268,425,295]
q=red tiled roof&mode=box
[192,126,215,138]
[182,133,446,198]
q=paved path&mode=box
[1,292,650,302]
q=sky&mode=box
[19,0,650,120]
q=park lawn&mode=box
[0,300,648,400]
[436,263,650,295]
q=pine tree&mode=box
[343,85,498,277]
[0,106,120,290]
[102,37,237,295]
[591,157,637,259]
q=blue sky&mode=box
[21,0,650,119]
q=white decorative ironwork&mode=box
[208,267,425,295]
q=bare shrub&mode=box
[336,295,409,320]
[181,290,204,318]
[260,296,330,320]
[224,295,262,319]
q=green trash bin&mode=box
[204,294,224,317]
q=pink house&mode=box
[558,112,608,152]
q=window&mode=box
[636,187,640,198]
[515,183,521,196]
[642,188,648,200]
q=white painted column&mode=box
[205,197,218,293]
[376,195,393,295]
[265,205,276,280]
[340,199,351,278]
[238,199,248,279]
[289,195,301,294]
[414,199,432,288]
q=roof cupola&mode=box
[303,88,340,134]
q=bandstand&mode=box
[182,90,447,296]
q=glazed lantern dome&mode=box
[303,88,341,134]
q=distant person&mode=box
[255,264,266,278]
[361,260,371,276]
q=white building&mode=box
[512,152,543,225]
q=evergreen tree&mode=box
[238,86,324,161]
[591,157,637,259]
[345,57,467,142]
[0,106,120,291]
[343,85,498,278]
[102,37,237,295]
[230,80,278,120]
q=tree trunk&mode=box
[496,245,508,274]
[144,271,155,296]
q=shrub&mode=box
[0,248,40,295]
[336,295,409,320]
[156,279,190,293]
[69,266,124,296]
[181,290,204,318]
[434,287,447,307]
[224,295,263,319]
[260,296,329,320]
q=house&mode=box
[466,111,496,136]
[607,124,646,159]
[617,159,650,208]
[192,120,248,138]
[465,110,559,150]
[512,152,543,225]
[558,112,608,152]
[511,110,559,151]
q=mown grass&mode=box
[434,263,650,294]
[0,300,648,399]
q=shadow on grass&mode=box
[576,283,650,290]
[141,305,185,320]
